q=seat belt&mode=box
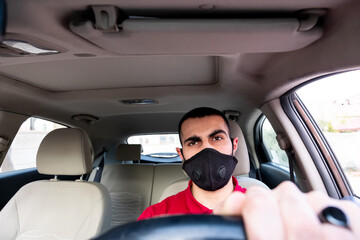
[286,148,295,183]
[276,133,295,183]
[88,149,107,182]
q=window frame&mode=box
[256,116,289,168]
[280,79,353,198]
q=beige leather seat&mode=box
[0,128,111,240]
[101,144,153,227]
[156,120,269,202]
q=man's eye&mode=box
[213,136,223,141]
[188,141,196,146]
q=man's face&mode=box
[176,115,238,161]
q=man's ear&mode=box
[176,147,185,162]
[232,137,239,155]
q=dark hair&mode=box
[178,107,230,144]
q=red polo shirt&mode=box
[137,176,246,221]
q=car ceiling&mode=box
[0,0,359,146]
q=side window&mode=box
[0,117,66,173]
[262,118,288,167]
[296,70,360,196]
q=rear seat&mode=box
[101,164,155,226]
[100,146,189,227]
[100,144,155,226]
[100,121,268,227]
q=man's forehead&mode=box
[181,115,229,137]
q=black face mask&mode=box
[182,148,238,191]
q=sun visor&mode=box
[70,15,323,55]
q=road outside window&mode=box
[0,117,65,173]
[297,70,360,196]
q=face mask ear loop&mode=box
[231,137,234,157]
[180,148,186,161]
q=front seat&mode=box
[0,128,111,240]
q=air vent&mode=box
[120,99,159,105]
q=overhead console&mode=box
[69,5,326,55]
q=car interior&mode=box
[0,0,359,239]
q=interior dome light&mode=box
[2,40,59,55]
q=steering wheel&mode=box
[94,215,246,240]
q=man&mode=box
[137,107,360,239]
[138,107,246,220]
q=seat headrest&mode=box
[36,128,93,175]
[229,120,250,176]
[116,144,142,162]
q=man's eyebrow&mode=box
[209,129,228,138]
[183,130,228,144]
[184,136,201,144]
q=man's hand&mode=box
[214,181,360,240]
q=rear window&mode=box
[128,134,181,162]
